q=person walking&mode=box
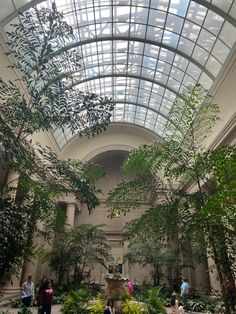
[180,278,190,312]
[21,275,35,307]
[39,280,53,314]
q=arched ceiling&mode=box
[1,0,236,149]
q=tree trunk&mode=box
[153,264,160,286]
[208,225,232,314]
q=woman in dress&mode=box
[39,280,53,314]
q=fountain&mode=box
[104,261,128,298]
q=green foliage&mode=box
[188,298,215,312]
[11,297,23,308]
[0,4,113,282]
[53,294,67,305]
[17,307,33,314]
[63,288,91,314]
[0,174,68,282]
[2,6,114,138]
[165,84,219,146]
[36,147,105,213]
[0,196,37,281]
[141,287,167,314]
[107,84,236,313]
[88,294,104,314]
[124,241,178,286]
[50,224,111,285]
[123,299,147,314]
[107,177,154,217]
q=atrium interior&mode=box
[0,0,236,307]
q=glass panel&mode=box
[131,6,149,24]
[219,21,236,48]
[159,48,175,63]
[167,77,181,91]
[178,36,194,55]
[212,0,233,13]
[199,72,213,90]
[205,56,221,78]
[197,29,216,52]
[166,13,184,33]
[146,26,163,41]
[170,66,185,82]
[182,20,201,41]
[150,0,169,12]
[173,55,189,71]
[169,0,189,17]
[162,30,179,48]
[230,1,236,20]
[14,0,234,146]
[212,40,230,63]
[187,1,207,26]
[192,45,209,66]
[130,23,147,37]
[203,10,224,36]
[186,62,201,80]
[148,10,166,28]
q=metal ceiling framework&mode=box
[2,0,236,149]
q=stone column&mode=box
[194,259,210,293]
[1,270,23,295]
[66,203,76,228]
[207,255,221,292]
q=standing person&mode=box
[127,279,134,295]
[180,278,190,312]
[170,292,179,313]
[39,280,53,314]
[226,277,235,310]
[21,275,35,307]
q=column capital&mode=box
[58,194,76,203]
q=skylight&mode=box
[2,0,236,149]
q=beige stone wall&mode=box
[74,150,153,286]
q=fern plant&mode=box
[146,287,167,314]
[62,288,91,314]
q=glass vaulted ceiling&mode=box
[3,0,236,149]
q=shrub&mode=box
[88,298,104,314]
[145,287,167,314]
[123,299,147,314]
[63,288,91,314]
[53,294,67,304]
[17,307,33,314]
[188,297,215,312]
[11,297,23,308]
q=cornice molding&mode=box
[208,113,236,150]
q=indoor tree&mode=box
[107,84,236,313]
[0,5,114,284]
[124,240,178,286]
[49,224,111,285]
